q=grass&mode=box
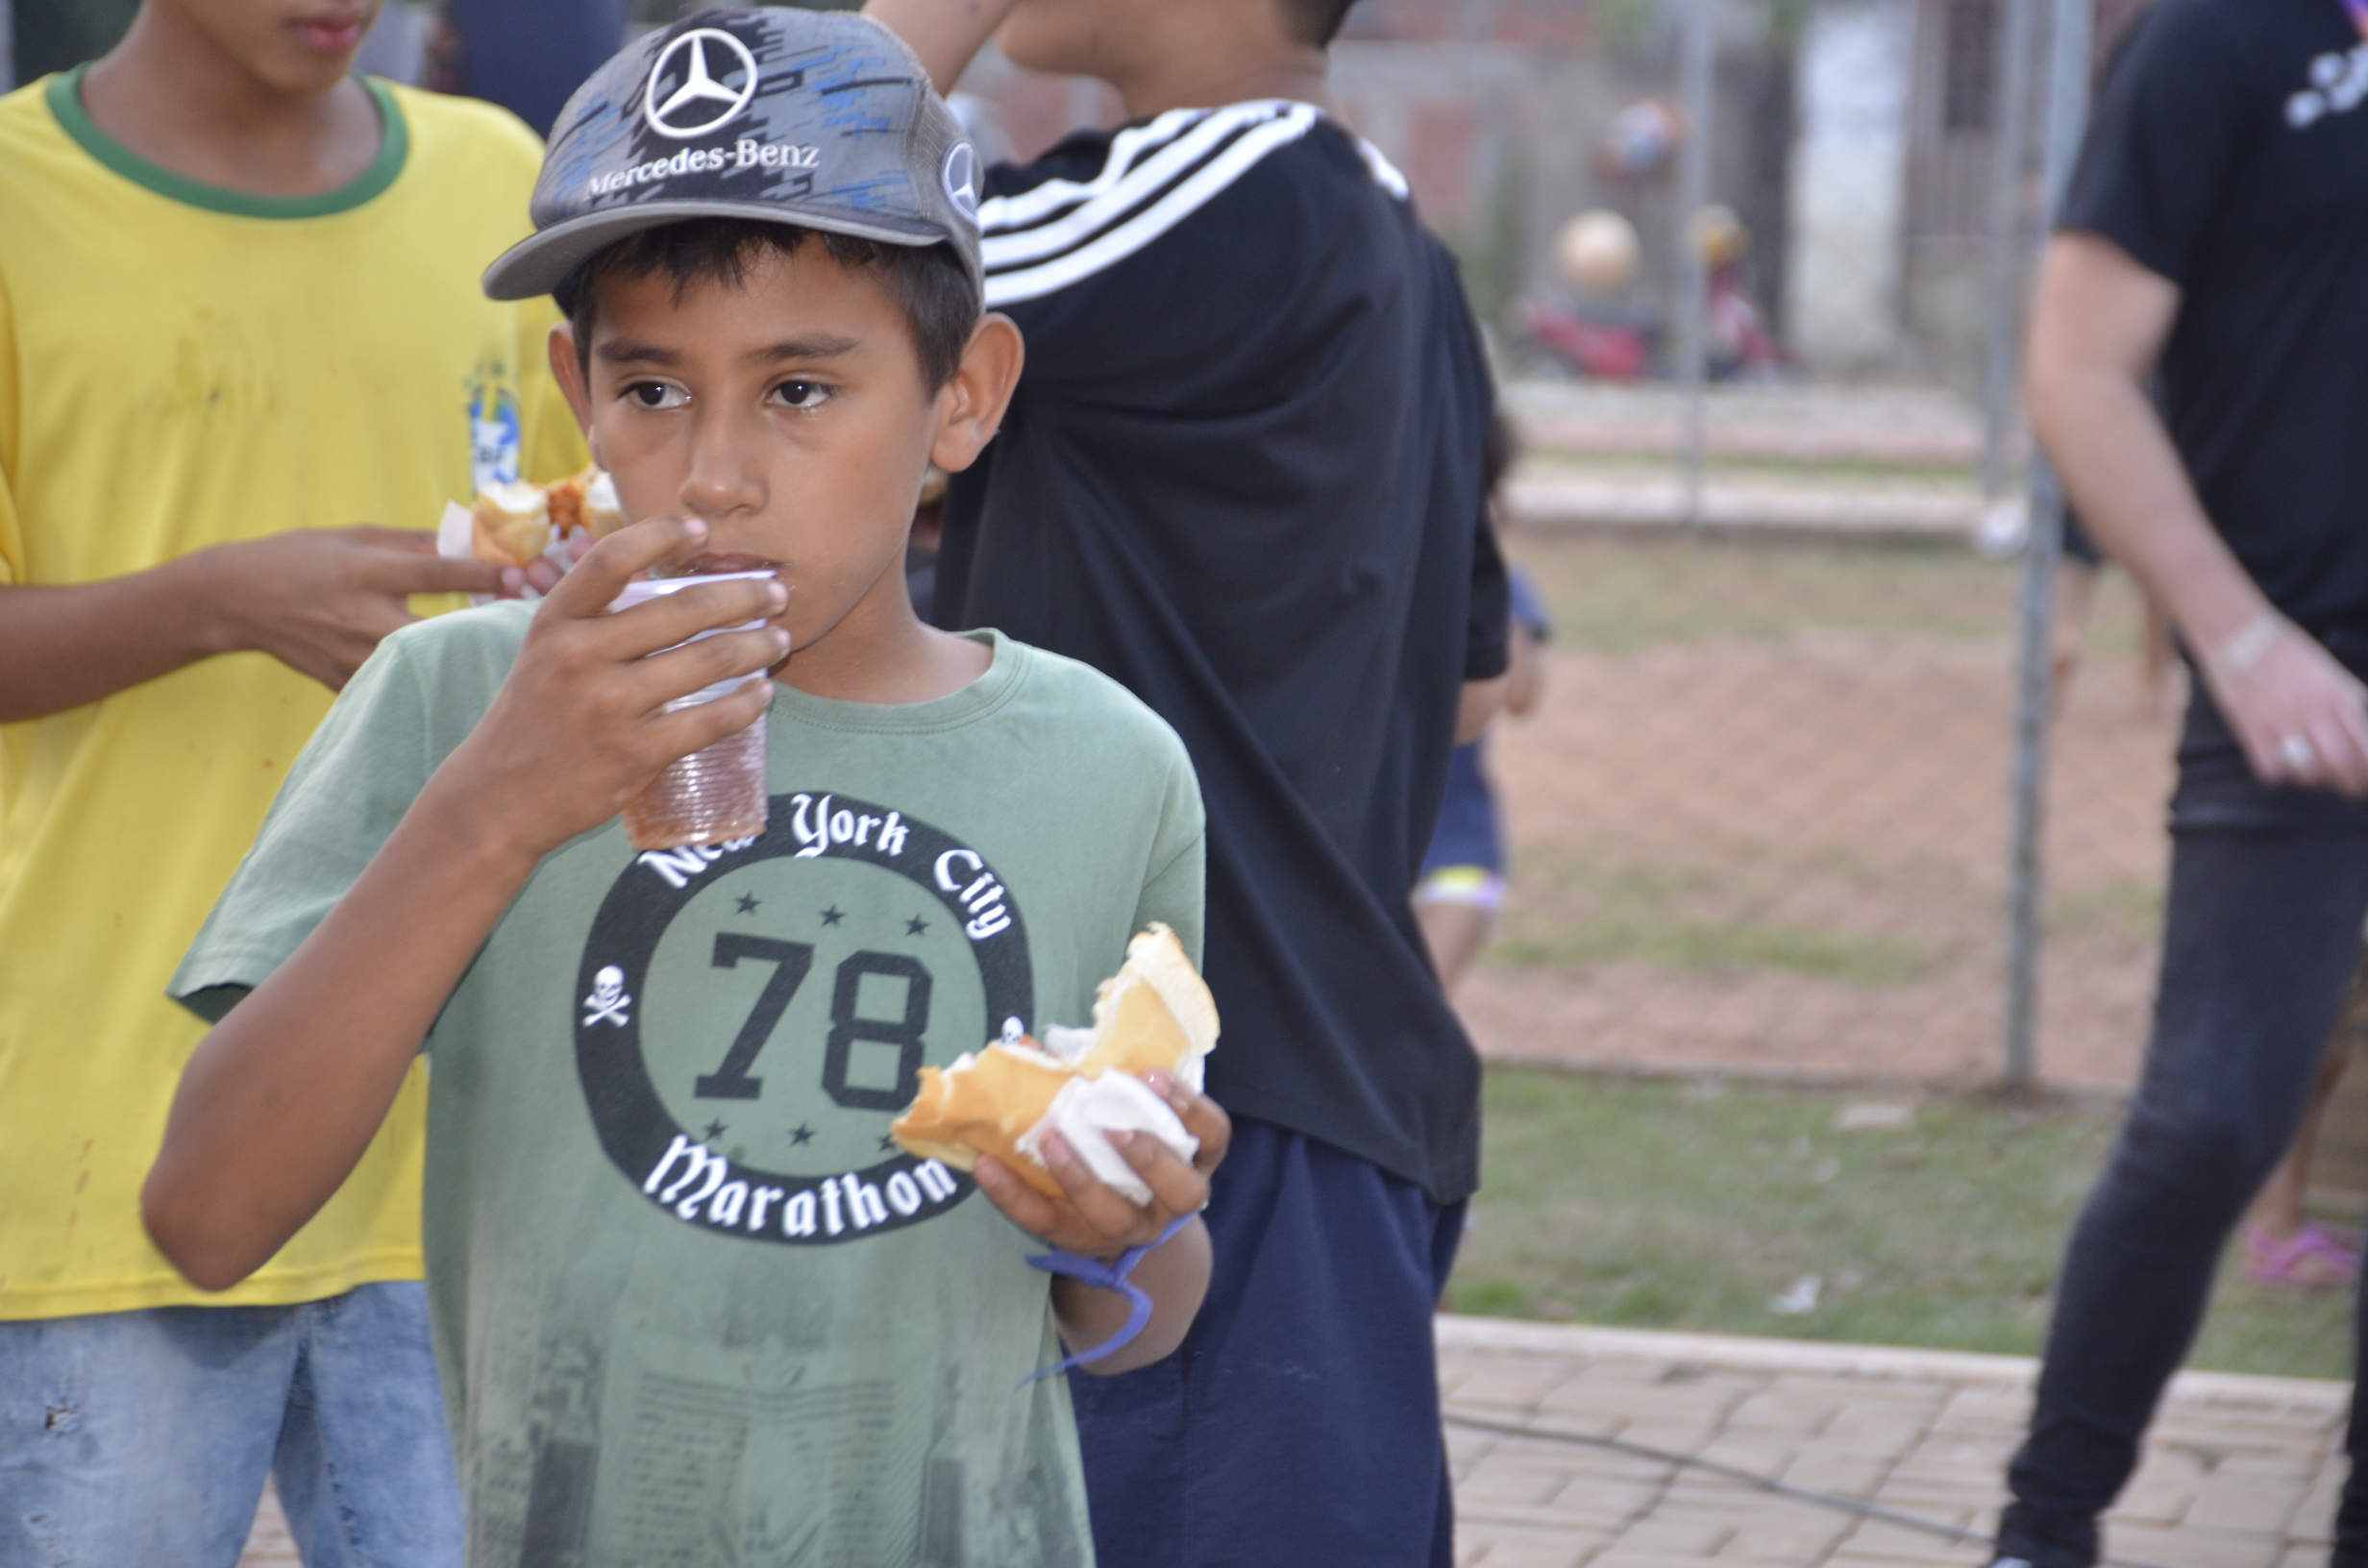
[1488,857,1937,986]
[1448,1068,2356,1382]
[1505,531,2159,657]
[2046,876,2165,945]
[1509,532,2020,651]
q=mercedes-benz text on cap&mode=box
[481,8,982,302]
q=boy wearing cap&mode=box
[143,11,1225,1562]
[0,1,582,1561]
[867,1,1508,1562]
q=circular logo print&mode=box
[644,28,761,141]
[942,142,979,224]
[573,792,1033,1245]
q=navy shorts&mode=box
[1069,1117,1467,1568]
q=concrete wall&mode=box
[1785,0,1916,371]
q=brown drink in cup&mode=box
[608,570,779,850]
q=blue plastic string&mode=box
[1018,1214,1196,1386]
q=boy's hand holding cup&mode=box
[433,516,785,866]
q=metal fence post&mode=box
[1978,0,2038,501]
[2001,0,2094,1090]
[1672,0,1715,527]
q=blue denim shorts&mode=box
[0,1281,460,1568]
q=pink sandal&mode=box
[2243,1223,2361,1290]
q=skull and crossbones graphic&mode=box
[583,966,633,1028]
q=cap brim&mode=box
[482,201,968,301]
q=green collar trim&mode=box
[46,64,407,218]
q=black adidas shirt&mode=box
[2062,0,2368,633]
[934,101,1507,1204]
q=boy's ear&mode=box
[549,322,597,452]
[929,314,1024,474]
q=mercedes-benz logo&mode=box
[643,28,760,140]
[942,142,979,222]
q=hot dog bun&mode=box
[545,466,625,542]
[891,924,1218,1198]
[544,471,585,538]
[580,470,626,538]
[892,1038,1078,1197]
[470,480,551,567]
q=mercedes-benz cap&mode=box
[481,8,982,302]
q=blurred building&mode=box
[0,0,2150,383]
[948,0,2143,388]
[1799,0,2155,380]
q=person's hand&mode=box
[2208,622,2368,796]
[210,526,510,691]
[426,516,787,864]
[973,1068,1231,1258]
[492,553,568,600]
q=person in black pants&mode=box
[1998,2,2368,1563]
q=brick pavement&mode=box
[239,1484,294,1566]
[235,1315,2348,1566]
[1441,1317,2349,1568]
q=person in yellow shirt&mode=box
[0,0,583,1560]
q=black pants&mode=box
[1998,686,2368,1566]
[1068,1117,1467,1568]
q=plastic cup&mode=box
[608,570,779,850]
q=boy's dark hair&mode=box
[1278,0,1361,44]
[553,218,979,391]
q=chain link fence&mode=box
[939,0,2158,1095]
[1312,0,2154,1096]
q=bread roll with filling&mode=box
[544,471,586,538]
[891,924,1218,1200]
[470,480,551,567]
[580,470,626,538]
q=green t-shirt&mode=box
[174,604,1205,1568]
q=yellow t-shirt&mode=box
[0,71,585,1318]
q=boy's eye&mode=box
[773,380,831,410]
[625,381,687,410]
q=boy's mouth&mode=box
[674,552,781,577]
[293,12,370,52]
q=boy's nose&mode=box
[679,413,767,519]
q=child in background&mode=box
[2243,994,2360,1290]
[1418,416,1553,993]
[142,12,1223,1561]
[868,2,1511,1561]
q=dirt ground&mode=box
[1457,609,2178,1093]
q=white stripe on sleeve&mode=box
[982,104,1321,306]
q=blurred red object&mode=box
[1515,297,1651,380]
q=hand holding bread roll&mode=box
[441,468,625,588]
[544,466,626,544]
[580,470,626,538]
[469,480,552,569]
[892,925,1219,1203]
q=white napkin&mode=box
[1015,1072,1199,1206]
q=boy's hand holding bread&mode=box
[896,925,1230,1261]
